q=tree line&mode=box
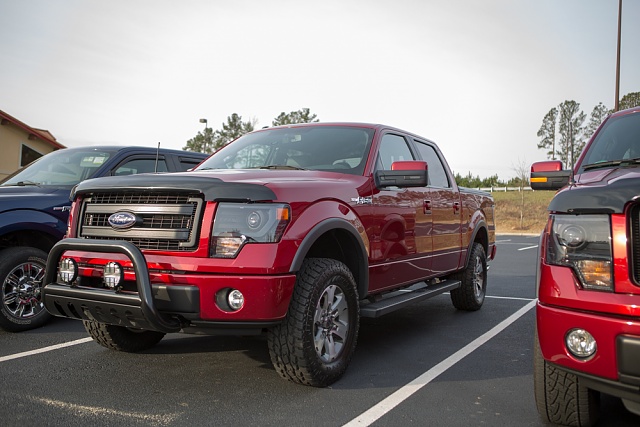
[537,92,640,169]
[183,108,318,154]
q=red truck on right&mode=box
[531,106,640,426]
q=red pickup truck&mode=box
[43,122,496,387]
[531,107,640,425]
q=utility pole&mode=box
[614,0,622,112]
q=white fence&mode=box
[477,186,533,192]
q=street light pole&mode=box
[199,118,209,153]
[614,0,622,112]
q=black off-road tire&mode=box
[450,242,486,311]
[534,327,599,426]
[268,258,359,387]
[83,320,165,352]
[0,247,52,332]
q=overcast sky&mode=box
[1,0,638,181]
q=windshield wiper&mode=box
[258,165,306,170]
[13,180,41,186]
[582,158,640,171]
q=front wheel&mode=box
[534,327,599,426]
[83,320,165,352]
[450,242,486,311]
[0,247,51,332]
[268,258,359,387]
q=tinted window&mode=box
[414,141,450,188]
[114,158,168,176]
[196,126,374,176]
[579,112,640,172]
[1,149,116,186]
[377,134,414,170]
[178,157,205,171]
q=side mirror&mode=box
[530,160,571,190]
[375,160,428,188]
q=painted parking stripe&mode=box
[343,299,537,427]
[0,337,93,363]
[518,245,538,251]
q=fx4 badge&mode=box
[351,196,372,205]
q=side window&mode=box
[177,157,204,171]
[377,134,414,170]
[414,141,450,188]
[114,158,169,176]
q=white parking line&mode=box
[0,337,93,363]
[343,299,537,427]
[518,245,538,251]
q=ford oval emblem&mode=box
[108,212,138,229]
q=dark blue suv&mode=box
[0,146,207,331]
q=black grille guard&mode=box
[42,238,182,333]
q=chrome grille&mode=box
[631,204,640,284]
[78,192,203,251]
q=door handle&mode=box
[424,200,432,214]
[453,202,460,214]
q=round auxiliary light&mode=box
[103,262,123,289]
[565,328,597,359]
[59,258,78,283]
[227,289,245,311]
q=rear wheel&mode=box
[0,247,51,332]
[83,320,165,352]
[450,242,486,311]
[534,327,599,426]
[268,258,359,387]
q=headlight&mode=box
[547,214,612,291]
[210,203,290,258]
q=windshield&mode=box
[0,148,116,186]
[195,126,374,176]
[579,112,640,173]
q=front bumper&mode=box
[537,302,640,408]
[43,239,296,334]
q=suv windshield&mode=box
[0,149,116,186]
[195,126,374,176]
[579,112,640,173]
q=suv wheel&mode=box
[268,258,359,387]
[0,247,51,332]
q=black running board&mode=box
[360,279,461,318]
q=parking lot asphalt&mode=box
[1,235,639,426]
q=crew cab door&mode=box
[369,133,433,292]
[413,139,463,274]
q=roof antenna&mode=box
[154,142,160,173]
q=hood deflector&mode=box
[72,174,276,202]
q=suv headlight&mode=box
[210,203,290,258]
[547,214,612,291]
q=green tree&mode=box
[557,100,585,170]
[537,108,558,160]
[184,126,216,153]
[272,108,319,126]
[583,102,609,142]
[619,92,640,110]
[213,113,256,151]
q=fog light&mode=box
[59,258,78,283]
[566,329,597,359]
[103,262,123,289]
[227,289,244,310]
